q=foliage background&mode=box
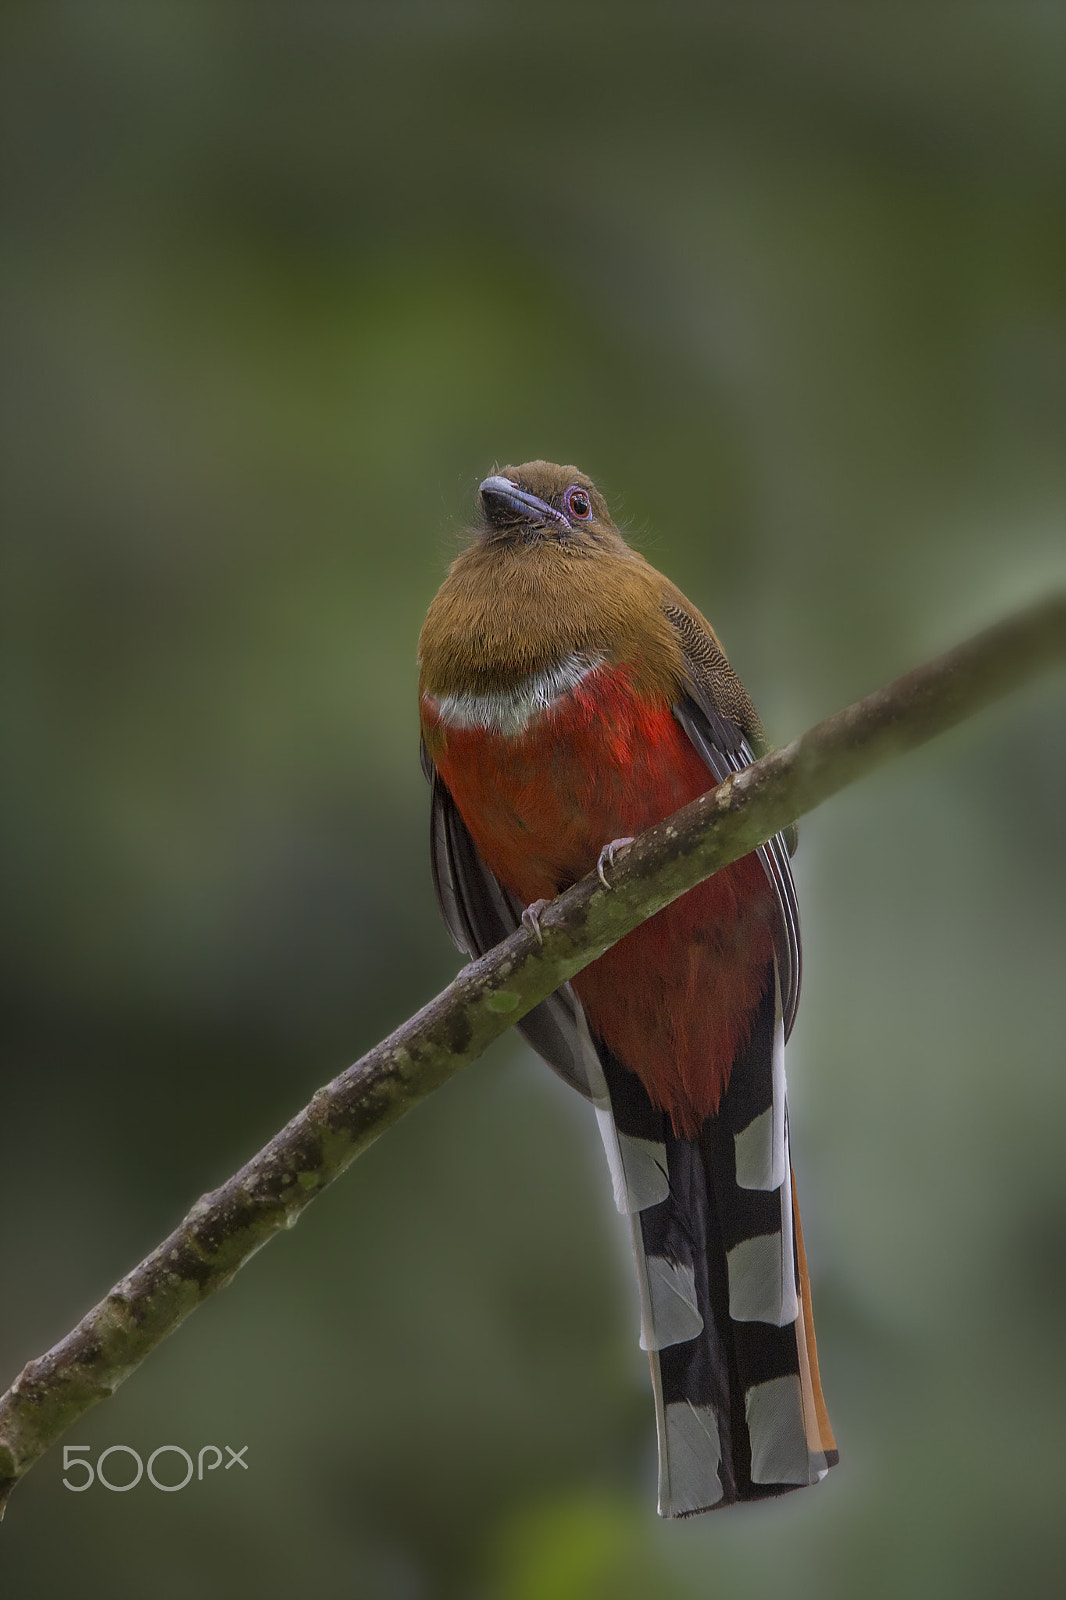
[1,4,1064,1597]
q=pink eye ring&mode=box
[564,487,592,520]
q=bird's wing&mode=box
[661,597,802,1039]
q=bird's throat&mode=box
[417,535,685,705]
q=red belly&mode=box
[423,665,775,1135]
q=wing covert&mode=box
[662,605,802,1038]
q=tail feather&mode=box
[588,962,837,1514]
[793,1172,839,1465]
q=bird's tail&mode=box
[584,967,837,1514]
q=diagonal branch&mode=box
[1,593,1063,1518]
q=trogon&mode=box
[417,461,837,1515]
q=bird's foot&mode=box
[596,837,635,889]
[521,899,552,946]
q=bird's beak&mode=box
[479,475,572,533]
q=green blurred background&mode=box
[1,4,1064,1596]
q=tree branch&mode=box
[1,593,1063,1518]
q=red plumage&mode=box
[423,663,775,1137]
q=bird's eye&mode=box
[565,487,592,520]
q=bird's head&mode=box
[476,461,620,550]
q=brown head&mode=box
[475,461,629,554]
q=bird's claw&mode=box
[597,837,635,889]
[521,899,552,946]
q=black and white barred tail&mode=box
[585,965,837,1512]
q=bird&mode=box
[417,461,837,1515]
